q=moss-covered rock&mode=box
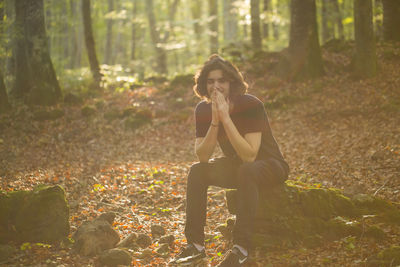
[81,105,97,117]
[367,246,400,266]
[225,182,399,249]
[124,108,153,130]
[0,185,69,244]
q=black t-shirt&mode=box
[195,94,289,173]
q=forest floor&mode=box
[0,43,400,266]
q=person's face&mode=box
[206,69,230,100]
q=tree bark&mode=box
[382,0,400,42]
[331,0,344,39]
[68,0,79,68]
[82,0,102,88]
[0,70,10,113]
[288,0,323,81]
[321,0,331,43]
[263,0,269,39]
[353,0,377,78]
[191,0,203,41]
[208,0,218,54]
[13,0,61,105]
[251,0,262,51]
[131,0,137,61]
[145,0,167,74]
[104,0,114,65]
[223,0,237,44]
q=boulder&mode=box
[136,233,152,248]
[225,181,400,248]
[98,248,132,267]
[367,246,400,266]
[0,185,69,244]
[73,212,120,256]
[151,224,165,238]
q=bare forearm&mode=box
[221,118,257,162]
[195,125,219,162]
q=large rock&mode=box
[73,212,120,256]
[0,185,69,244]
[225,181,400,248]
[98,248,132,267]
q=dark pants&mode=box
[184,157,287,250]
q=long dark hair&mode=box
[193,54,248,101]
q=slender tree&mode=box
[13,0,61,105]
[0,69,10,113]
[321,0,334,43]
[288,0,323,80]
[332,0,344,39]
[0,2,10,112]
[145,0,167,74]
[353,0,377,78]
[68,0,79,69]
[191,0,203,41]
[263,0,270,39]
[104,0,114,65]
[82,0,102,88]
[208,0,218,54]
[382,0,400,42]
[131,0,137,61]
[251,0,262,51]
[223,0,237,44]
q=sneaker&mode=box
[216,247,248,266]
[170,243,206,265]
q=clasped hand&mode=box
[211,89,230,124]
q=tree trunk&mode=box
[5,0,15,79]
[104,0,114,65]
[321,0,329,43]
[13,0,31,98]
[13,0,61,105]
[0,70,10,113]
[168,0,180,72]
[251,0,262,51]
[272,1,279,40]
[382,0,400,42]
[208,0,218,54]
[131,0,137,61]
[223,0,237,44]
[191,0,203,41]
[145,0,167,74]
[0,1,10,113]
[331,0,344,39]
[263,0,270,39]
[82,0,102,88]
[353,0,377,78]
[288,0,323,81]
[68,0,79,68]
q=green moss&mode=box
[353,194,400,225]
[375,246,400,265]
[81,105,97,117]
[0,185,69,244]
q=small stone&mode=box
[159,234,174,245]
[155,243,170,254]
[98,248,132,266]
[117,233,137,248]
[151,224,165,237]
[138,248,153,259]
[136,233,152,248]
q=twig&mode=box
[373,178,391,197]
